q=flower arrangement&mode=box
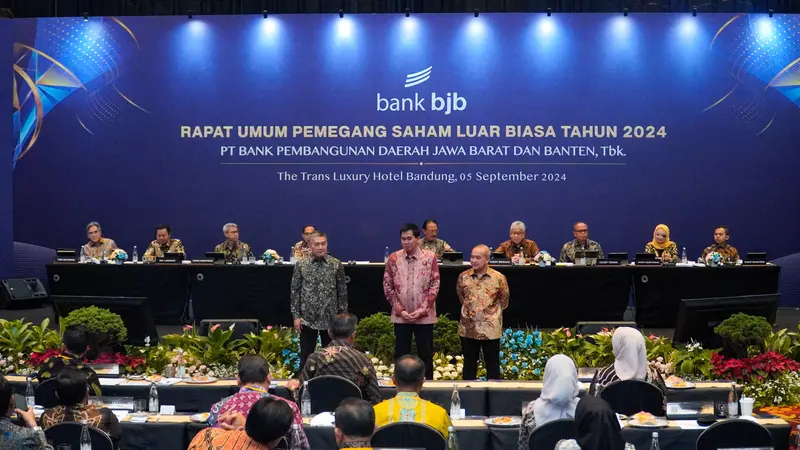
[534,251,555,266]
[670,340,715,379]
[433,353,463,380]
[109,249,128,264]
[500,328,544,380]
[370,357,394,379]
[743,371,800,407]
[262,249,281,264]
[711,351,800,383]
[705,251,722,267]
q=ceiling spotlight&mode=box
[768,8,774,17]
[623,7,628,16]
[405,8,410,17]
[546,8,552,16]
[338,9,344,18]
[473,8,479,17]
[692,6,697,16]
[263,9,268,19]
[83,12,88,21]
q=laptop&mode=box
[490,252,510,264]
[608,252,629,265]
[56,248,77,257]
[204,252,226,264]
[635,252,657,261]
[440,252,464,265]
[745,252,767,260]
[574,250,599,266]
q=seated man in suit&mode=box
[36,325,101,396]
[82,221,117,259]
[214,223,254,264]
[373,355,451,438]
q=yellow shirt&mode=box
[374,392,451,438]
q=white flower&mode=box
[207,371,215,377]
[371,358,379,364]
[446,355,453,360]
[455,356,463,361]
[433,372,441,380]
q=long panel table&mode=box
[45,263,780,328]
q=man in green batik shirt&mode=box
[214,223,254,264]
[418,219,454,258]
[36,325,102,397]
[290,231,348,373]
[559,222,604,263]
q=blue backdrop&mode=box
[10,13,800,270]
[0,21,13,280]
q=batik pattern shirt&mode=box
[589,364,668,413]
[37,353,102,396]
[559,239,604,263]
[700,243,740,263]
[82,238,117,259]
[143,238,186,258]
[419,238,454,258]
[496,239,540,260]
[374,392,452,438]
[300,340,381,405]
[188,428,268,450]
[293,241,311,259]
[0,417,50,450]
[290,255,348,330]
[213,241,254,264]
[383,248,440,325]
[41,404,121,442]
[644,242,678,261]
[456,268,510,340]
[207,387,308,450]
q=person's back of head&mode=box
[62,325,89,356]
[575,395,626,450]
[328,312,358,342]
[334,398,375,446]
[245,397,293,448]
[237,354,271,386]
[0,375,13,416]
[56,367,89,407]
[393,354,425,392]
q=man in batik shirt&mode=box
[143,224,186,260]
[214,223,253,264]
[700,225,740,263]
[559,222,604,263]
[299,313,381,405]
[456,244,510,380]
[290,231,348,373]
[496,221,540,264]
[82,221,117,259]
[292,224,316,260]
[206,355,309,450]
[37,325,102,396]
[383,223,440,380]
[418,219,454,258]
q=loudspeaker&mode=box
[198,319,261,340]
[0,278,48,310]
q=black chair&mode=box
[44,422,114,450]
[528,418,577,450]
[695,419,773,450]
[599,379,665,416]
[372,422,446,450]
[34,378,60,408]
[304,375,362,414]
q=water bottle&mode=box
[290,246,296,264]
[290,423,303,450]
[384,246,390,263]
[793,425,800,449]
[132,245,138,263]
[728,382,739,416]
[446,425,459,450]
[80,420,91,450]
[148,382,159,413]
[80,245,87,263]
[241,246,248,264]
[450,384,461,420]
[301,381,311,416]
[102,248,109,262]
[25,377,35,408]
[681,247,687,264]
[650,431,660,450]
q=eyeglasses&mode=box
[574,230,588,233]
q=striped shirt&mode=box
[588,364,668,411]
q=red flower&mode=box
[27,349,62,367]
[711,351,799,383]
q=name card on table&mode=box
[596,259,621,266]
[156,258,179,264]
[191,258,215,264]
[634,260,662,266]
[742,260,767,266]
[54,257,78,263]
[489,260,512,265]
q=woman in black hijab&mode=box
[555,395,634,450]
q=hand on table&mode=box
[293,319,303,333]
[15,407,37,429]
[662,253,673,263]
[285,379,301,391]
[218,411,246,431]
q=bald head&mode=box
[393,355,425,392]
[573,222,589,244]
[470,244,491,273]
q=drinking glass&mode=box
[134,399,147,413]
[56,445,72,450]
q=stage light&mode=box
[188,10,194,19]
[337,17,353,37]
[83,12,88,21]
[692,7,697,16]
[546,8,552,17]
[769,8,773,17]
[757,16,774,39]
[611,16,632,37]
[263,9,268,19]
[405,8,410,18]
[474,8,479,18]
[402,16,418,34]
[338,9,344,19]
[623,8,628,16]
[262,17,277,35]
[537,16,555,37]
[679,16,698,37]
[467,17,486,38]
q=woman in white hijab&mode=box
[588,327,667,406]
[518,355,581,450]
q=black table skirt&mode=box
[128,420,790,450]
[45,263,780,329]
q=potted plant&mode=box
[714,313,772,359]
[61,306,128,359]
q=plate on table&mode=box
[190,413,210,423]
[484,416,522,427]
[378,378,395,388]
[665,376,696,390]
[627,412,669,428]
[184,376,217,384]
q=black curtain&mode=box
[4,0,797,17]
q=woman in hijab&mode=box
[518,355,581,450]
[555,395,635,450]
[644,224,678,262]
[588,327,667,408]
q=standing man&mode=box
[456,245,510,380]
[559,222,604,263]
[291,231,348,373]
[143,224,185,260]
[419,219,455,258]
[383,223,440,380]
[496,221,540,264]
[701,225,740,263]
[82,222,117,259]
[214,223,253,264]
[293,224,316,260]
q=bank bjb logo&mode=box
[376,66,467,115]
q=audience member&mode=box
[0,375,50,450]
[36,325,101,396]
[334,398,375,450]
[189,397,294,450]
[555,395,635,450]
